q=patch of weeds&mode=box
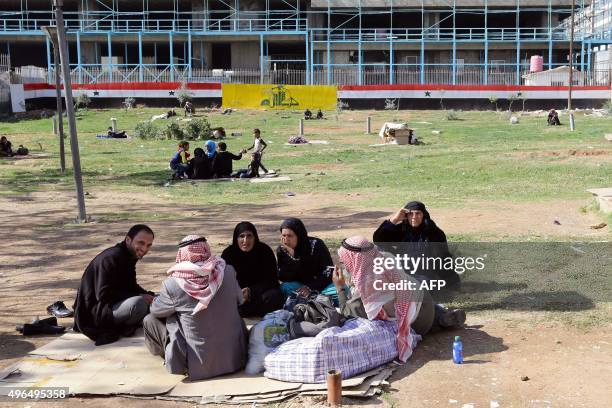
[380,389,398,408]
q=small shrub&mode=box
[74,93,91,110]
[602,100,612,115]
[184,117,211,140]
[163,121,184,140]
[176,84,194,107]
[134,121,159,140]
[446,109,460,121]
[488,96,499,111]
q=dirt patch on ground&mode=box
[506,149,612,159]
[0,189,610,407]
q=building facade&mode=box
[0,0,610,86]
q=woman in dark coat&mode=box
[276,218,336,300]
[221,222,284,317]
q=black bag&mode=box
[288,295,346,339]
[15,146,29,156]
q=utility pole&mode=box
[568,0,576,131]
[53,0,87,222]
[42,26,65,173]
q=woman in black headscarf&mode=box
[373,200,460,290]
[221,222,284,317]
[276,218,335,300]
[373,201,447,244]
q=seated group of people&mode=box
[1,136,28,157]
[73,201,466,381]
[170,129,269,180]
[304,109,324,120]
[170,140,244,180]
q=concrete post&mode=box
[52,115,58,135]
[366,116,371,134]
[110,117,117,132]
[54,0,87,222]
[299,119,304,136]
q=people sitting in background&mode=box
[73,225,156,346]
[188,147,214,179]
[232,153,261,179]
[316,109,324,120]
[107,127,128,139]
[151,109,177,122]
[213,142,245,178]
[143,235,247,380]
[276,218,339,303]
[221,222,284,317]
[547,109,561,126]
[304,109,312,120]
[170,141,190,179]
[0,136,13,157]
[212,127,226,139]
[184,101,195,117]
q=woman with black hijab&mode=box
[221,222,284,317]
[373,201,447,244]
[276,218,336,300]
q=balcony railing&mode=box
[0,11,307,33]
[10,65,611,87]
[311,27,576,42]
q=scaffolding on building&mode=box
[0,0,609,86]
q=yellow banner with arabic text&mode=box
[222,84,337,110]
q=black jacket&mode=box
[73,242,152,344]
[276,237,333,292]
[213,151,242,178]
[373,218,459,287]
[189,156,214,179]
[373,219,447,244]
[222,242,279,300]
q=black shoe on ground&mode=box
[21,323,66,336]
[46,301,74,318]
[16,316,58,333]
[439,309,467,329]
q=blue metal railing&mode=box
[311,27,578,42]
[0,13,307,33]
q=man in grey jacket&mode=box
[143,235,247,380]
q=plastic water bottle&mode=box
[452,336,463,364]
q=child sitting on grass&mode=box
[170,141,190,179]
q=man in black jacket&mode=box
[73,225,155,345]
[213,142,245,178]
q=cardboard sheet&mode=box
[1,331,183,395]
[168,371,302,397]
[250,176,291,183]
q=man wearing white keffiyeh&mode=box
[143,235,248,380]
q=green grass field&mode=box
[1,107,610,210]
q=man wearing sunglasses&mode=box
[73,224,156,346]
